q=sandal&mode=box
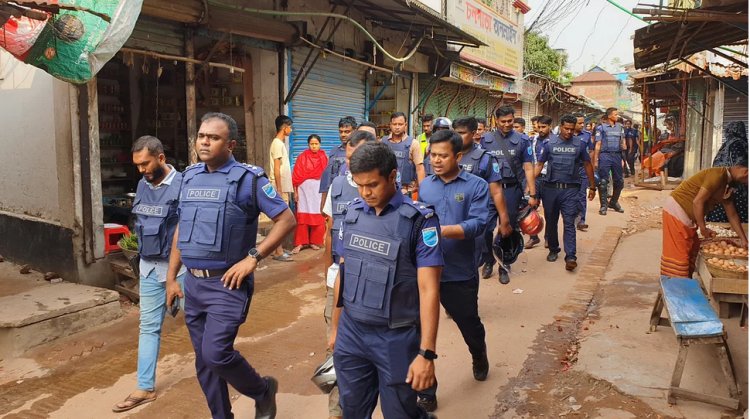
[291,246,303,254]
[272,253,294,262]
[310,244,321,250]
[112,393,157,413]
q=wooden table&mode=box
[108,253,140,303]
[696,254,747,319]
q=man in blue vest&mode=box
[533,114,597,271]
[417,129,490,412]
[165,112,297,419]
[383,112,425,195]
[573,113,593,231]
[320,116,357,212]
[623,119,639,177]
[113,136,187,413]
[480,106,537,282]
[523,115,549,249]
[330,142,442,419]
[321,130,377,419]
[594,107,626,215]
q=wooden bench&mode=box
[649,276,740,410]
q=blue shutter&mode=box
[289,49,366,164]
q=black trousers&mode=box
[419,278,486,399]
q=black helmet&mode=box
[492,230,524,265]
[432,117,452,131]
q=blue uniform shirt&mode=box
[624,127,638,141]
[320,143,348,193]
[538,135,591,184]
[525,135,545,164]
[459,143,502,184]
[180,158,289,269]
[335,190,444,268]
[419,171,489,281]
[576,131,593,152]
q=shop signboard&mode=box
[449,62,518,93]
[413,0,443,14]
[521,79,541,101]
[446,0,523,77]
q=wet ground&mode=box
[0,185,746,418]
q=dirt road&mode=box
[0,187,745,418]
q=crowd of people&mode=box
[115,105,687,419]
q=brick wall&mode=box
[570,81,619,109]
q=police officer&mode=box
[573,113,593,231]
[330,142,442,419]
[320,116,357,212]
[594,107,626,215]
[417,129,490,412]
[623,119,639,177]
[113,136,187,413]
[481,106,538,280]
[383,112,425,195]
[165,112,297,419]
[417,114,434,155]
[533,114,596,271]
[523,115,549,249]
[320,130,377,419]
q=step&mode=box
[0,282,122,358]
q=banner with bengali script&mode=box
[447,0,523,77]
[0,1,142,84]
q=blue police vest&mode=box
[600,123,623,152]
[547,136,583,184]
[460,146,492,179]
[330,174,360,252]
[341,198,433,328]
[132,171,183,259]
[482,131,521,182]
[329,145,347,179]
[385,136,416,185]
[177,162,262,268]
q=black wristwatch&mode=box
[419,349,438,361]
[248,248,263,262]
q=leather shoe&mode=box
[546,251,559,262]
[524,236,540,249]
[427,414,438,419]
[576,223,588,231]
[481,263,493,279]
[417,396,438,412]
[498,268,510,285]
[255,376,278,419]
[608,201,624,213]
[565,258,577,271]
[472,351,489,381]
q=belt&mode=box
[601,150,622,154]
[500,182,518,188]
[544,181,580,189]
[189,268,229,278]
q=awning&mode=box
[331,0,486,48]
[633,3,748,69]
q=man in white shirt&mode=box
[269,115,295,261]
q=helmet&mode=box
[517,206,544,236]
[432,117,452,131]
[311,356,337,394]
[493,230,524,265]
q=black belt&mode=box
[544,181,580,189]
[189,268,229,278]
[601,150,622,154]
[500,182,518,188]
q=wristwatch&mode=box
[418,349,438,360]
[248,248,263,262]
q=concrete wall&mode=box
[571,81,619,109]
[0,51,75,226]
[249,46,281,172]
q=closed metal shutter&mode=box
[289,49,366,163]
[419,75,491,121]
[123,16,184,56]
[723,87,748,137]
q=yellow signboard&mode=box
[447,0,523,77]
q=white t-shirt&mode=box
[269,137,293,193]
